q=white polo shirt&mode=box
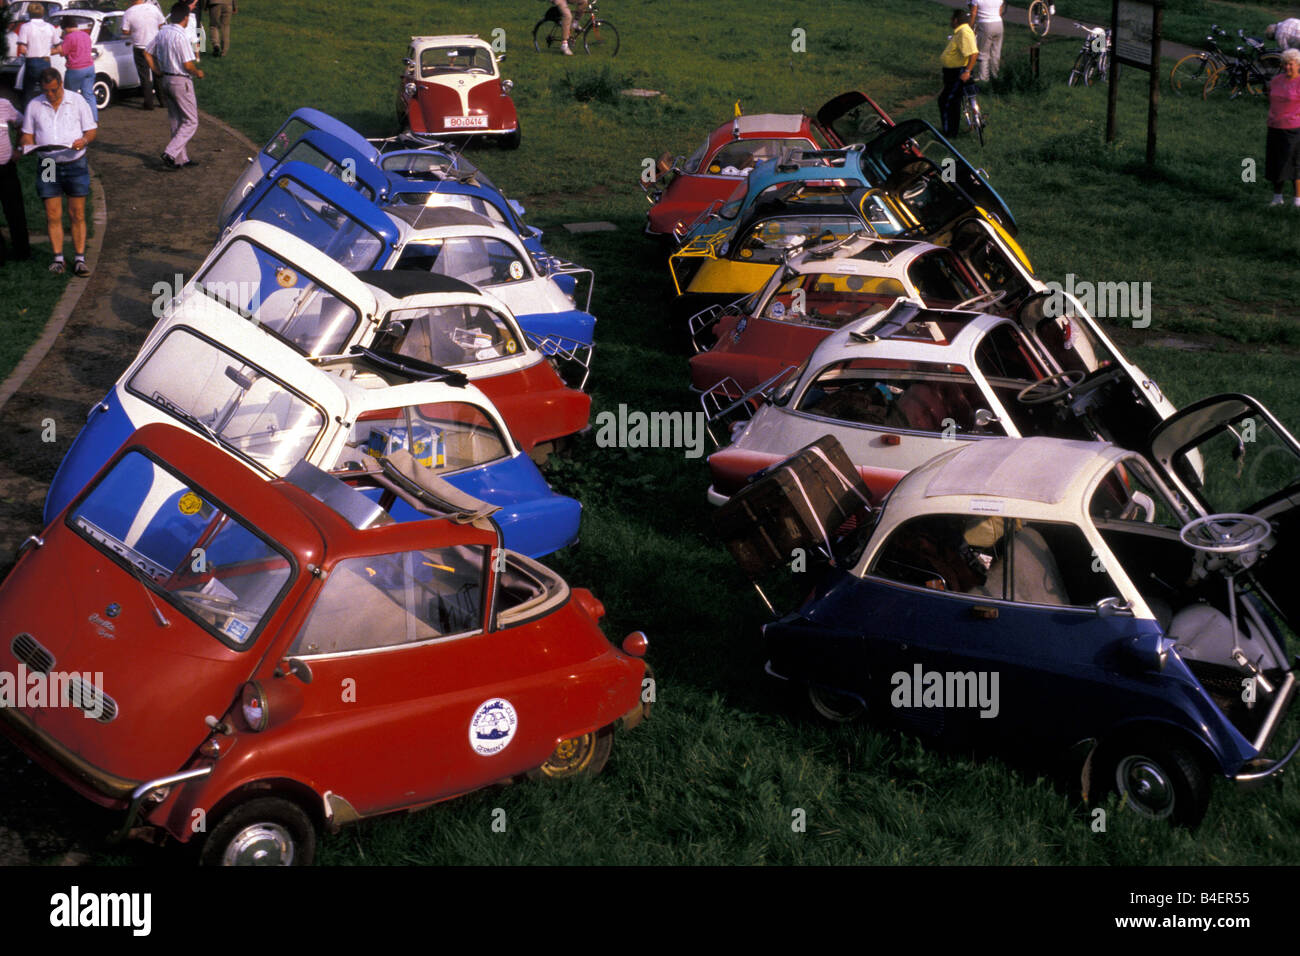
[17,18,62,58]
[122,2,167,50]
[969,0,1004,25]
[21,90,97,163]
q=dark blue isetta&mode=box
[762,396,1300,827]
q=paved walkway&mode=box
[0,91,255,563]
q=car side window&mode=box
[98,16,122,41]
[1004,520,1120,608]
[870,514,1008,598]
[289,547,487,656]
[764,273,905,326]
[417,237,529,287]
[375,304,523,368]
[336,402,509,475]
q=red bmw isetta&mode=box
[397,35,521,149]
[0,424,649,864]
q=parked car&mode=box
[705,297,1176,504]
[137,221,591,452]
[643,91,894,240]
[688,236,996,393]
[42,290,582,557]
[3,423,650,864]
[759,416,1300,827]
[396,34,520,149]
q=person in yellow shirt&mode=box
[939,9,979,136]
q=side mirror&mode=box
[1118,632,1168,672]
[277,657,314,685]
[974,408,1000,428]
[1095,596,1133,618]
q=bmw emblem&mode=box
[105,603,121,618]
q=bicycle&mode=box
[1028,0,1053,39]
[1201,29,1282,99]
[961,82,986,147]
[1067,24,1111,87]
[533,0,619,56]
[1169,25,1233,95]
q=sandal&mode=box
[73,260,91,277]
[49,260,65,275]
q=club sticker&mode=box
[505,339,517,353]
[507,260,524,280]
[469,698,518,756]
[178,492,203,515]
[770,301,786,318]
[275,267,297,288]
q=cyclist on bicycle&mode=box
[552,0,589,56]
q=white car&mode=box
[705,297,1178,505]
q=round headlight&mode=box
[501,78,514,93]
[241,681,269,732]
[404,82,417,97]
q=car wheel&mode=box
[199,797,318,866]
[532,728,613,779]
[1099,736,1210,828]
[500,124,521,150]
[807,683,866,723]
[93,75,113,110]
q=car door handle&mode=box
[968,605,999,620]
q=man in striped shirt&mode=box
[146,1,204,169]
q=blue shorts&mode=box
[34,155,90,200]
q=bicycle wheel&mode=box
[1028,0,1050,38]
[1169,53,1213,95]
[971,99,985,147]
[1201,63,1223,99]
[1067,51,1090,87]
[583,19,619,55]
[533,17,564,53]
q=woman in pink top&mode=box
[1266,48,1300,207]
[58,18,98,122]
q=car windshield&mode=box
[420,45,494,76]
[194,238,363,357]
[797,358,1003,435]
[373,303,524,368]
[69,450,294,649]
[762,272,906,328]
[395,236,529,287]
[391,191,509,229]
[279,142,375,201]
[891,166,974,234]
[337,401,510,476]
[243,176,384,270]
[737,215,865,265]
[906,250,980,304]
[1167,410,1300,516]
[723,181,857,221]
[127,328,327,475]
[707,139,796,175]
[263,117,314,162]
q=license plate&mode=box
[445,115,488,129]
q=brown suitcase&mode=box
[714,435,874,578]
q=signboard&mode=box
[1115,0,1157,69]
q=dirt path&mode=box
[0,94,255,567]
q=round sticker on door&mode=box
[275,267,297,288]
[507,260,524,281]
[469,698,518,756]
[178,491,203,515]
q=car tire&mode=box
[93,75,114,111]
[500,124,521,150]
[199,797,318,866]
[1097,735,1211,829]
[806,682,866,724]
[530,727,614,779]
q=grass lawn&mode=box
[23,0,1300,865]
[1059,0,1292,50]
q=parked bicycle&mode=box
[1028,0,1053,38]
[961,82,986,147]
[533,0,619,56]
[1169,24,1234,95]
[1067,23,1111,87]
[1201,28,1282,99]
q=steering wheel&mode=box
[174,589,239,614]
[1016,369,1086,405]
[1179,514,1272,555]
[954,289,1006,312]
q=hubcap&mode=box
[540,734,593,777]
[808,685,865,723]
[1117,755,1174,818]
[222,823,295,865]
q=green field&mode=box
[30,0,1300,864]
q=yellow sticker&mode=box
[505,339,517,353]
[275,268,296,288]
[178,492,203,516]
[740,248,753,258]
